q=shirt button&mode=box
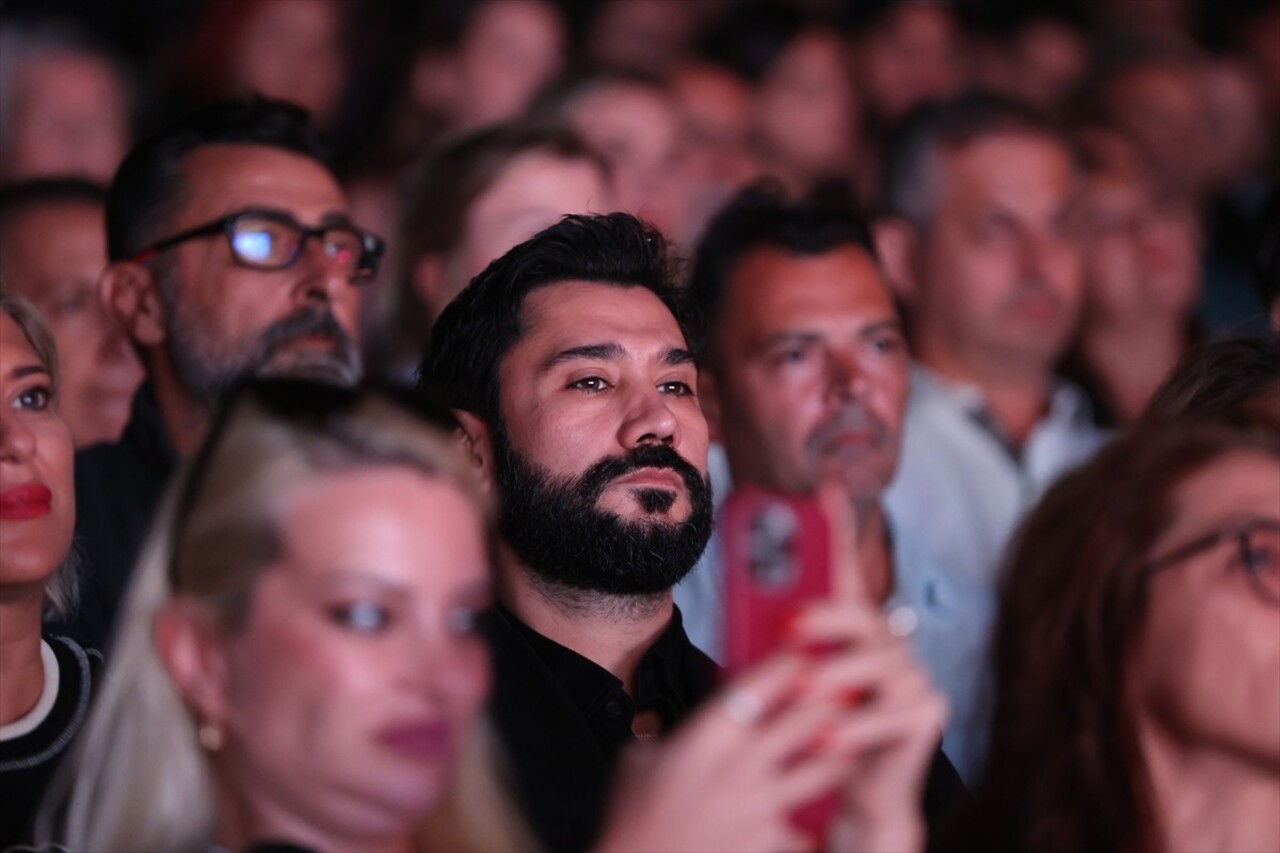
[604,699,626,718]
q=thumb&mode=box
[817,479,866,604]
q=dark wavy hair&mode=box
[418,211,688,425]
[956,419,1280,852]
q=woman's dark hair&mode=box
[959,420,1280,852]
[1142,334,1280,427]
[419,211,687,425]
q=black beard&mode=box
[491,422,714,598]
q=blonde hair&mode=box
[0,289,78,619]
[40,381,513,851]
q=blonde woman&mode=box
[0,292,98,849]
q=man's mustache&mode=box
[807,402,888,454]
[251,306,362,384]
[577,444,708,503]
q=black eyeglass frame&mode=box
[1143,517,1280,605]
[128,208,385,282]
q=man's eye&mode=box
[658,381,694,396]
[570,376,609,392]
[329,601,390,633]
[869,335,905,356]
[15,385,52,411]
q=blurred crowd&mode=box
[0,0,1278,851]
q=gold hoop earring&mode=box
[198,721,223,752]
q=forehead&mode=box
[1169,450,1280,529]
[474,150,607,217]
[717,245,895,339]
[939,131,1076,209]
[0,312,41,365]
[174,143,347,226]
[511,280,686,359]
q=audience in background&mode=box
[0,294,101,850]
[0,0,1274,848]
[877,93,1104,781]
[410,0,567,137]
[1060,126,1201,427]
[366,123,611,381]
[0,17,132,183]
[0,179,143,448]
[701,2,860,199]
[67,98,381,652]
[528,71,693,244]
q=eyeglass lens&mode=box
[229,215,367,276]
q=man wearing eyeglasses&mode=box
[55,97,384,651]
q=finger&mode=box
[798,641,920,703]
[678,652,807,761]
[822,692,951,758]
[817,479,865,603]
[786,598,890,649]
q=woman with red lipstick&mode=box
[0,293,100,849]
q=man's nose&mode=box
[618,386,680,449]
[824,347,869,402]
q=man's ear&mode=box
[872,218,922,305]
[101,261,167,347]
[698,370,724,444]
[153,598,231,729]
[453,409,496,492]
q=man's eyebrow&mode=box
[663,347,694,366]
[319,211,356,228]
[540,343,624,372]
[759,331,823,349]
[860,318,905,336]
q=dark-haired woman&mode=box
[957,419,1279,851]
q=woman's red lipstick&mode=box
[0,484,52,520]
[376,721,452,761]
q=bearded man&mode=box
[420,213,716,852]
[66,97,381,650]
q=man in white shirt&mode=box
[876,93,1106,780]
[677,184,976,789]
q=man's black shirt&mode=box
[486,602,966,852]
[486,603,717,852]
[52,385,178,650]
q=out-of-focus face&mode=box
[0,313,75,590]
[455,0,565,128]
[1201,59,1269,189]
[1080,160,1200,325]
[214,466,492,842]
[450,151,611,298]
[1010,20,1088,113]
[147,144,365,409]
[1135,451,1280,769]
[497,282,709,523]
[671,63,759,187]
[753,30,858,185]
[566,84,691,239]
[914,132,1084,373]
[857,4,964,123]
[3,52,130,183]
[1104,64,1211,201]
[1,202,142,447]
[230,0,347,125]
[587,0,696,74]
[707,246,908,501]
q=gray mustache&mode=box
[806,403,887,453]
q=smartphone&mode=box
[721,486,832,674]
[720,487,840,842]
